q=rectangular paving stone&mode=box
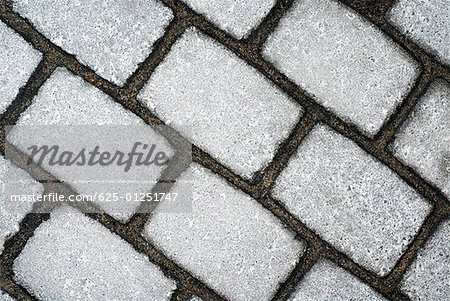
[402,220,450,300]
[139,28,301,179]
[145,164,304,301]
[289,260,386,300]
[0,156,43,254]
[0,20,41,114]
[263,0,419,135]
[13,206,176,301]
[9,68,173,220]
[13,0,172,84]
[389,0,450,65]
[273,125,430,276]
[391,79,450,198]
[182,0,275,38]
[16,68,144,126]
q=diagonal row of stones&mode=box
[0,1,422,298]
[0,1,436,298]
[0,0,449,300]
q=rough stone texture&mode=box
[273,125,430,276]
[145,164,304,301]
[13,0,172,84]
[139,29,301,179]
[391,79,450,198]
[402,220,450,300]
[11,68,172,220]
[263,0,419,135]
[0,292,14,301]
[389,0,450,66]
[13,206,176,301]
[1,0,449,299]
[0,156,43,254]
[183,0,275,38]
[16,68,142,126]
[289,260,386,300]
[0,21,41,115]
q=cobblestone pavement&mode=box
[0,0,449,300]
